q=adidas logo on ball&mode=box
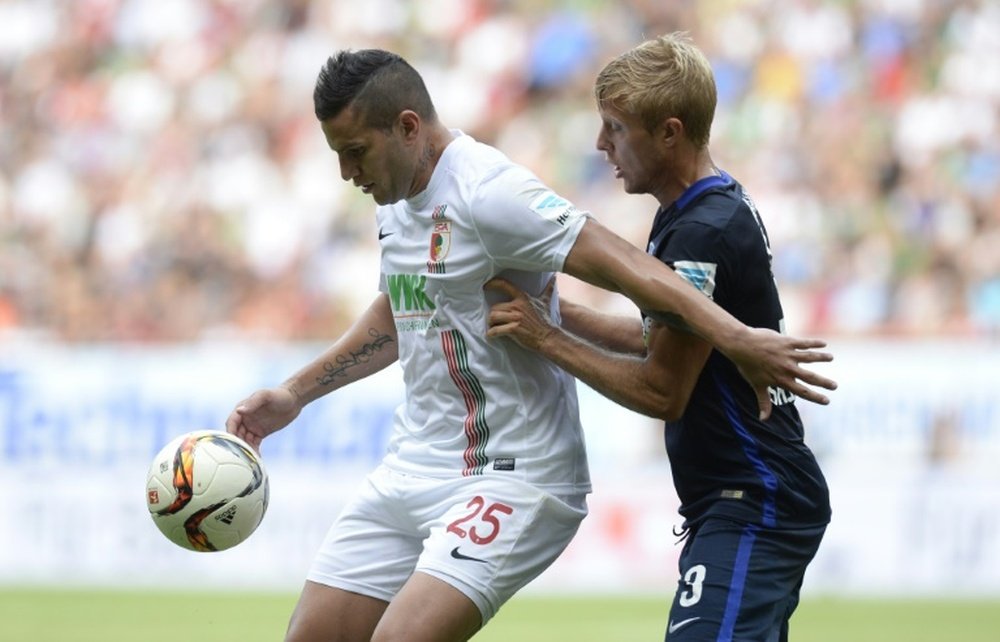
[214,505,238,525]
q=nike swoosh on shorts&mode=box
[449,546,487,564]
[667,616,701,634]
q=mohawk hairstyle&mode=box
[313,49,438,130]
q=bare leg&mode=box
[285,580,389,642]
[372,572,483,642]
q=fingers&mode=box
[225,394,266,450]
[541,276,556,298]
[233,426,261,453]
[788,340,833,369]
[787,338,838,395]
[794,367,838,391]
[775,365,834,406]
[758,377,830,419]
[244,432,262,453]
[793,350,834,364]
[224,398,250,434]
[486,320,518,338]
[224,410,241,434]
[483,277,519,298]
[224,407,249,445]
[775,363,836,406]
[487,302,530,337]
[790,384,830,406]
[487,305,519,328]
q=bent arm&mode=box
[486,277,707,419]
[226,294,399,450]
[543,321,708,420]
[283,293,399,406]
[561,219,836,417]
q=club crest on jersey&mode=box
[430,221,451,261]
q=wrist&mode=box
[719,323,752,361]
[537,325,565,358]
[279,380,306,408]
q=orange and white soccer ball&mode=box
[146,430,269,552]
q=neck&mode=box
[411,124,455,195]
[656,150,717,207]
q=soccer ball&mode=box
[146,430,269,552]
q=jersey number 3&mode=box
[679,564,707,607]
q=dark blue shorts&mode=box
[664,518,826,642]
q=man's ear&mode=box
[660,117,683,147]
[398,110,421,141]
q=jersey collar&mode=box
[673,170,732,212]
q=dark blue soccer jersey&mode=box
[644,172,831,531]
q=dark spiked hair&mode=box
[313,49,438,130]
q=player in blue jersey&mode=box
[486,32,831,641]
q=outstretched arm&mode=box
[560,219,835,419]
[225,294,398,450]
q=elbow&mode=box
[657,402,687,423]
[644,388,689,422]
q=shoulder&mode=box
[677,185,764,243]
[659,185,759,266]
[682,185,741,225]
[444,135,534,186]
[438,134,585,236]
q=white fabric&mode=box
[376,132,591,494]
[307,464,588,622]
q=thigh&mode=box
[306,466,424,603]
[665,519,825,641]
[372,572,482,642]
[286,580,388,642]
[413,477,588,625]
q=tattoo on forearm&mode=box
[316,328,394,385]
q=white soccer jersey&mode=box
[376,132,591,494]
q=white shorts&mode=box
[306,464,588,623]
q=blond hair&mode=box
[594,32,717,148]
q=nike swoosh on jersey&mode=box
[450,546,488,563]
[378,228,394,240]
[667,616,701,633]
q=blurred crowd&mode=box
[1,0,998,343]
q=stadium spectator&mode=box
[0,0,997,342]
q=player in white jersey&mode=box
[377,132,589,492]
[225,49,836,642]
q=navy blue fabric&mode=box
[664,518,826,641]
[645,172,831,531]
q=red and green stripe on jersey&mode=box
[440,329,490,476]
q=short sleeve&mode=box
[470,165,589,273]
[660,220,734,304]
